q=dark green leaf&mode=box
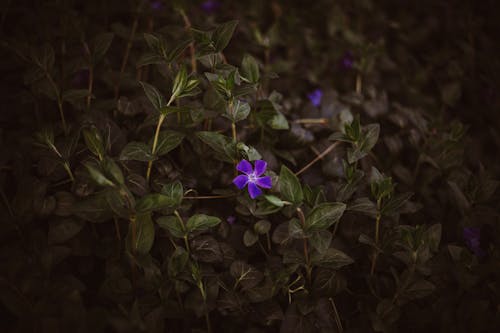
[84,162,115,187]
[241,54,260,84]
[139,81,166,111]
[186,214,221,233]
[156,215,185,238]
[230,260,263,290]
[135,194,176,213]
[119,142,154,162]
[48,219,84,244]
[311,248,354,269]
[243,229,259,247]
[305,202,346,232]
[212,20,238,52]
[254,220,271,234]
[82,126,104,159]
[279,165,303,204]
[160,181,183,207]
[151,130,184,156]
[129,213,155,255]
[92,32,114,63]
[310,230,332,253]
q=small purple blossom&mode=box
[307,89,323,107]
[226,216,236,225]
[150,0,163,10]
[340,51,354,70]
[463,227,485,257]
[201,0,221,13]
[233,160,272,199]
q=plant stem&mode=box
[179,9,197,73]
[297,207,311,284]
[329,297,344,333]
[231,122,237,142]
[114,3,142,100]
[355,73,362,94]
[146,114,165,181]
[62,161,75,182]
[174,210,190,252]
[370,199,382,275]
[295,141,340,176]
[113,217,121,241]
[87,67,94,110]
[183,194,236,200]
[294,118,329,125]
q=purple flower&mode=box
[307,89,323,107]
[150,0,162,10]
[341,51,354,70]
[227,216,236,225]
[233,160,272,199]
[463,227,485,257]
[201,0,220,13]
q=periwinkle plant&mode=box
[1,2,499,333]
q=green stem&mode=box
[370,199,382,275]
[297,207,311,284]
[329,297,344,333]
[146,114,165,182]
[62,161,75,183]
[174,210,190,252]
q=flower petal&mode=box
[254,160,267,176]
[255,176,272,189]
[247,182,262,199]
[236,160,253,175]
[233,175,249,189]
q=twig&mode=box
[329,297,344,333]
[179,9,197,73]
[295,142,340,176]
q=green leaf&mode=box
[254,220,271,234]
[119,142,154,161]
[186,214,221,233]
[241,54,260,84]
[348,197,377,218]
[268,110,289,130]
[139,81,166,111]
[129,213,155,255]
[196,131,233,162]
[135,194,176,213]
[230,260,263,290]
[311,248,354,269]
[84,162,115,187]
[226,99,251,123]
[159,105,190,116]
[168,247,189,277]
[48,219,85,244]
[310,230,332,253]
[212,20,238,52]
[279,165,303,204]
[151,130,185,156]
[425,224,442,252]
[381,192,413,216]
[101,157,125,185]
[82,126,104,159]
[156,215,185,238]
[171,65,188,99]
[243,229,259,247]
[62,89,90,103]
[136,53,164,67]
[264,195,286,207]
[161,181,183,207]
[92,32,114,63]
[305,202,346,232]
[360,123,380,153]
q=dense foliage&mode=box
[1,1,499,332]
